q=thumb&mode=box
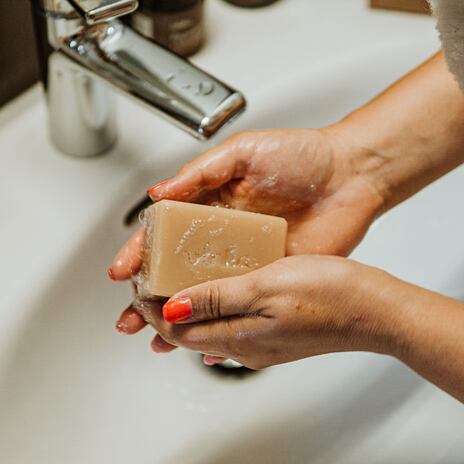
[162,273,261,324]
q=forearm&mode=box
[332,52,464,212]
[396,287,464,402]
[373,273,464,402]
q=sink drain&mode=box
[199,355,258,378]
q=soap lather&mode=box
[137,200,288,298]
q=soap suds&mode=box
[175,218,205,255]
[261,225,272,234]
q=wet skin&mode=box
[110,53,464,401]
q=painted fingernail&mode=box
[147,180,170,200]
[163,297,193,323]
[108,268,116,280]
[115,320,129,334]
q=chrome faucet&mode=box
[30,0,246,157]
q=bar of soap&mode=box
[139,200,288,297]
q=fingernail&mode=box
[203,355,218,366]
[163,297,193,323]
[115,320,128,334]
[108,268,116,280]
[150,336,167,353]
[147,180,170,200]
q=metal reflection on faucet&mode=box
[30,0,246,157]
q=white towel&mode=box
[430,0,464,91]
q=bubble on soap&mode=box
[184,242,218,267]
[138,208,148,226]
[225,245,258,269]
[207,214,217,223]
[175,218,205,255]
[209,227,224,237]
[261,225,272,234]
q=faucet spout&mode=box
[64,22,246,140]
[30,0,246,157]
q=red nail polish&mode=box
[147,180,170,199]
[163,297,193,323]
[108,268,116,280]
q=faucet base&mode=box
[48,52,117,157]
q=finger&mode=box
[203,355,226,366]
[133,297,233,357]
[109,228,145,280]
[115,306,148,334]
[156,315,261,359]
[162,272,263,324]
[146,134,252,202]
[150,334,178,353]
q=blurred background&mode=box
[0,2,38,107]
[0,0,431,108]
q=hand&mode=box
[146,128,384,257]
[127,255,406,369]
[111,128,386,279]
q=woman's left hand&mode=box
[123,255,407,368]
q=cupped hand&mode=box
[146,128,384,256]
[124,255,405,369]
[111,128,386,279]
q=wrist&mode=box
[342,264,419,358]
[322,122,390,216]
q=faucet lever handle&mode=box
[67,0,138,24]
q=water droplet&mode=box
[197,81,215,96]
[263,174,278,188]
[138,208,148,226]
[209,227,224,237]
[261,225,272,234]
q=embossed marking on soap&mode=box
[174,218,205,254]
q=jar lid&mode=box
[138,0,200,12]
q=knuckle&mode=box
[196,284,221,320]
[182,331,207,351]
[158,326,178,345]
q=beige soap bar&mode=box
[140,200,288,297]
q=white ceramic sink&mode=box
[1,1,463,463]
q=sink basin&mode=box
[1,2,463,463]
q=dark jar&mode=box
[224,0,280,6]
[126,0,205,57]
